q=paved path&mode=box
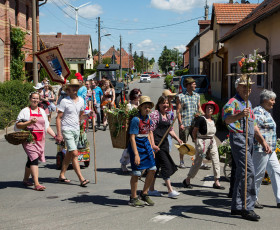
[0,78,279,229]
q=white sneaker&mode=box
[148,190,162,197]
[168,190,180,198]
[179,162,187,169]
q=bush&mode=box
[0,101,20,129]
[175,69,188,76]
[164,75,173,89]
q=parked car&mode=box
[150,73,160,78]
[140,74,151,83]
[179,75,211,94]
[144,71,154,76]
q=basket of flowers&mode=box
[4,120,34,145]
[106,103,138,149]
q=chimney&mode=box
[204,0,209,20]
[57,32,62,38]
[229,0,233,3]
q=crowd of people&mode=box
[14,73,280,222]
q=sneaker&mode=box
[121,164,129,172]
[255,201,264,209]
[140,192,155,206]
[200,164,211,170]
[179,162,187,169]
[148,190,162,197]
[128,197,145,208]
[168,190,180,198]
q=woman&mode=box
[42,83,56,122]
[120,88,142,172]
[253,89,280,209]
[182,101,225,190]
[15,92,56,191]
[101,80,115,131]
[149,96,183,198]
[92,80,103,129]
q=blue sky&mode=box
[39,0,262,61]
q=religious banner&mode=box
[35,46,70,84]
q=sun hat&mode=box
[162,89,176,97]
[66,79,81,88]
[174,143,195,156]
[183,77,195,87]
[138,96,154,109]
[201,101,219,115]
[33,83,44,90]
[235,75,255,88]
[75,72,83,81]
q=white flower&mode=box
[262,60,266,63]
[248,67,254,71]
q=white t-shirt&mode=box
[14,107,49,132]
[57,96,84,131]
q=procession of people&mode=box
[12,72,280,222]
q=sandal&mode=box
[58,178,71,183]
[80,179,90,187]
[33,185,46,191]
[23,180,34,187]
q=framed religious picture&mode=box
[35,46,70,84]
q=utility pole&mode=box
[32,0,38,84]
[128,43,132,84]
[98,17,101,80]
[119,35,122,81]
[141,51,144,73]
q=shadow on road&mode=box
[64,194,127,207]
[97,167,131,176]
[0,177,57,189]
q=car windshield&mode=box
[141,75,149,77]
[193,76,208,88]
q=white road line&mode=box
[150,215,177,224]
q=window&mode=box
[257,60,265,87]
[219,61,222,81]
[194,45,196,56]
[198,41,200,57]
[15,0,19,26]
[26,5,29,30]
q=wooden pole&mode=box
[92,92,97,184]
[244,75,250,210]
[158,114,178,148]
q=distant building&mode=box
[0,0,42,82]
[40,33,94,74]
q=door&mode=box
[273,57,280,137]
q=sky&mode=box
[39,0,263,61]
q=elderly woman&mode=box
[15,92,56,191]
[253,89,280,209]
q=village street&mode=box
[0,78,279,230]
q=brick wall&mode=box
[0,0,39,82]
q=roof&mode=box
[97,64,120,71]
[199,49,214,61]
[211,3,259,29]
[40,34,92,59]
[220,0,280,42]
[198,20,211,25]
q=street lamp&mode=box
[98,33,111,80]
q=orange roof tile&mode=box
[198,20,211,25]
[220,0,280,42]
[213,3,259,24]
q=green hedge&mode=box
[164,75,173,89]
[0,80,34,129]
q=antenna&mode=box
[64,1,90,34]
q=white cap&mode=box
[33,83,44,90]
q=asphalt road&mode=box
[0,78,279,230]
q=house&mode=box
[94,46,134,71]
[182,47,189,69]
[219,0,280,135]
[205,1,259,99]
[40,33,94,74]
[0,0,43,82]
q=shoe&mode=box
[58,178,71,183]
[179,162,187,169]
[168,190,180,198]
[140,192,155,206]
[33,185,46,191]
[148,190,162,197]
[200,164,211,170]
[231,210,242,216]
[121,164,129,172]
[182,179,193,189]
[255,201,264,209]
[128,197,145,207]
[80,179,90,187]
[213,183,225,190]
[277,203,280,208]
[241,210,260,221]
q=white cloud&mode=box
[78,4,103,18]
[150,0,226,13]
[136,39,158,59]
[133,18,139,22]
[137,39,153,48]
[174,44,186,53]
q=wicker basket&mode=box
[107,113,130,149]
[4,120,30,145]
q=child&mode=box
[128,96,158,207]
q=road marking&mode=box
[150,215,177,224]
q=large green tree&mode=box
[158,46,183,73]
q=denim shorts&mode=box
[62,130,80,152]
[131,166,157,177]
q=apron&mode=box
[153,112,177,179]
[23,108,46,162]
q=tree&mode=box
[158,46,183,73]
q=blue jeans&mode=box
[95,103,101,126]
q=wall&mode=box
[224,11,280,107]
[200,29,213,73]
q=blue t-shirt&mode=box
[129,114,152,135]
[93,86,103,104]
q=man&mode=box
[222,76,271,221]
[56,79,90,187]
[176,77,204,168]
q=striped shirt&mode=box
[253,105,277,152]
[177,91,200,127]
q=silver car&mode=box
[140,74,151,83]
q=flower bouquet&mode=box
[238,49,266,74]
[276,138,280,160]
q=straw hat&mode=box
[33,83,44,90]
[162,89,176,97]
[66,79,81,88]
[138,96,154,109]
[174,143,195,156]
[201,101,219,115]
[183,77,195,87]
[235,75,255,87]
